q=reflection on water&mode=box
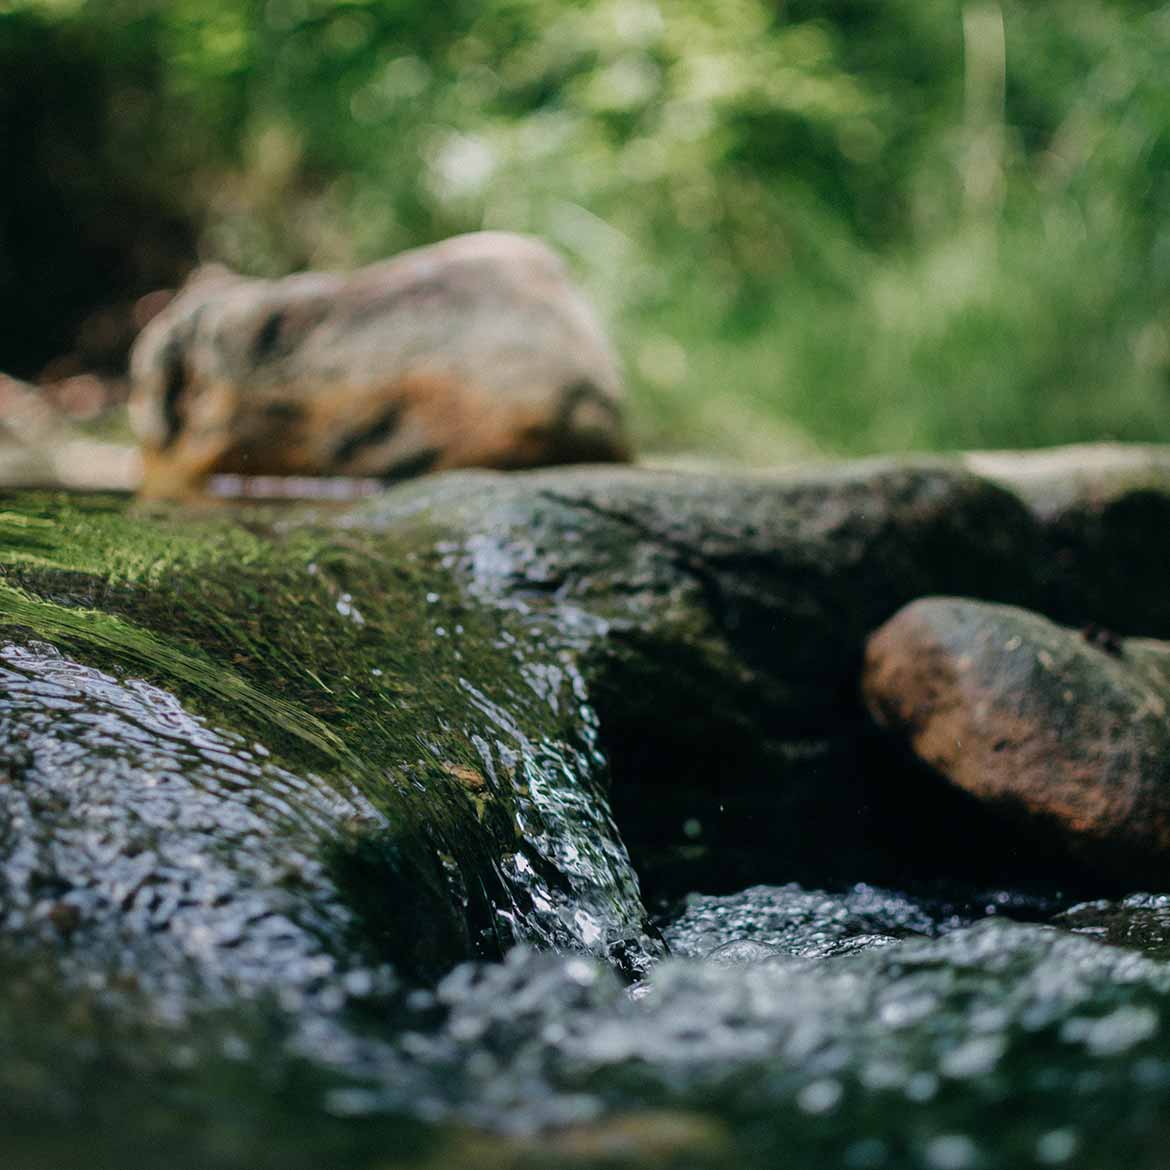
[0,638,381,1015]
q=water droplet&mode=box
[1036,1129,1079,1164]
[797,1078,843,1114]
[924,1134,978,1170]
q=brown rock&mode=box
[128,232,629,498]
[862,596,1170,882]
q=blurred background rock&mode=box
[2,0,1169,466]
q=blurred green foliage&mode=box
[2,0,1170,456]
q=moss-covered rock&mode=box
[0,485,658,993]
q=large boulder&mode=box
[7,450,1170,996]
[382,461,1042,894]
[128,232,629,499]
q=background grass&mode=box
[3,0,1170,460]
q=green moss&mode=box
[0,580,345,758]
[0,490,563,790]
[0,488,652,970]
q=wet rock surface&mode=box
[863,597,1170,884]
[0,488,657,986]
[967,443,1170,637]
[3,450,1170,1167]
[376,461,1045,896]
[0,639,379,1006]
[1057,894,1170,961]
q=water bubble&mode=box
[940,1034,1006,1079]
[335,594,365,624]
[905,1072,939,1102]
[924,1134,978,1170]
[704,939,781,966]
[797,1078,843,1115]
[1036,1128,1079,1164]
[1062,1005,1160,1055]
[564,958,599,987]
[221,1034,251,1061]
[323,1087,385,1117]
